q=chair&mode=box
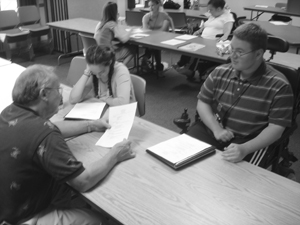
[266,35,289,62]
[130,74,146,117]
[79,33,97,56]
[66,56,87,87]
[17,5,53,54]
[167,12,189,34]
[0,10,34,60]
[125,10,144,27]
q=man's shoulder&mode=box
[265,63,291,87]
[213,63,233,76]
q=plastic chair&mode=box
[130,74,146,117]
[66,56,87,87]
[79,33,97,56]
[0,10,34,60]
[17,5,53,54]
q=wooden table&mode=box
[51,87,300,225]
[0,63,25,113]
[244,5,300,20]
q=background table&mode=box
[52,88,300,225]
[244,5,300,20]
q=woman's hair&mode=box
[100,1,118,29]
[85,45,116,97]
[233,23,267,52]
[207,0,226,9]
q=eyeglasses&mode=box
[229,48,256,58]
[45,87,63,95]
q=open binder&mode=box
[146,134,215,169]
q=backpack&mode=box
[163,0,181,10]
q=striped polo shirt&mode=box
[198,61,294,137]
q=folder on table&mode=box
[64,102,106,120]
[146,134,215,169]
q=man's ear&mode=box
[39,88,48,102]
[255,49,264,60]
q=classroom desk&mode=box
[265,51,300,70]
[129,30,229,64]
[47,18,99,65]
[0,57,11,67]
[0,63,25,113]
[243,20,300,47]
[50,88,300,225]
[244,5,300,20]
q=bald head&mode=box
[12,65,57,105]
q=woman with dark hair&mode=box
[141,0,171,75]
[69,45,135,106]
[94,1,135,66]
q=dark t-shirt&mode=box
[0,103,85,224]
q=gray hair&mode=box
[12,65,55,105]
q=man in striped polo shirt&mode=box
[187,23,294,166]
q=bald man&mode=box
[0,65,135,225]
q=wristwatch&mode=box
[83,69,93,78]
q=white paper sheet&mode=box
[161,39,186,46]
[96,102,137,148]
[178,43,205,52]
[147,134,212,164]
[269,21,288,25]
[255,5,268,8]
[65,102,106,120]
[175,34,197,40]
[130,33,150,39]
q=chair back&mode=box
[0,10,19,30]
[79,33,97,56]
[130,74,146,117]
[267,62,300,118]
[67,56,87,87]
[167,12,187,32]
[266,35,289,62]
[125,10,144,27]
[17,5,41,25]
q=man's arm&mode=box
[222,123,285,163]
[54,119,110,138]
[68,139,135,192]
[197,99,234,142]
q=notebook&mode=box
[146,134,215,170]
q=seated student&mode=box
[174,0,234,79]
[0,65,135,224]
[187,23,293,164]
[142,0,171,75]
[94,1,136,66]
[69,45,136,106]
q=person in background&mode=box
[187,23,293,165]
[142,0,171,76]
[0,65,135,224]
[69,45,136,107]
[94,1,136,66]
[174,0,234,79]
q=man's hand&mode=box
[112,139,135,162]
[222,143,247,163]
[90,118,111,132]
[213,128,234,142]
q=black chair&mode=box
[266,35,289,62]
[125,10,144,27]
[167,12,189,34]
